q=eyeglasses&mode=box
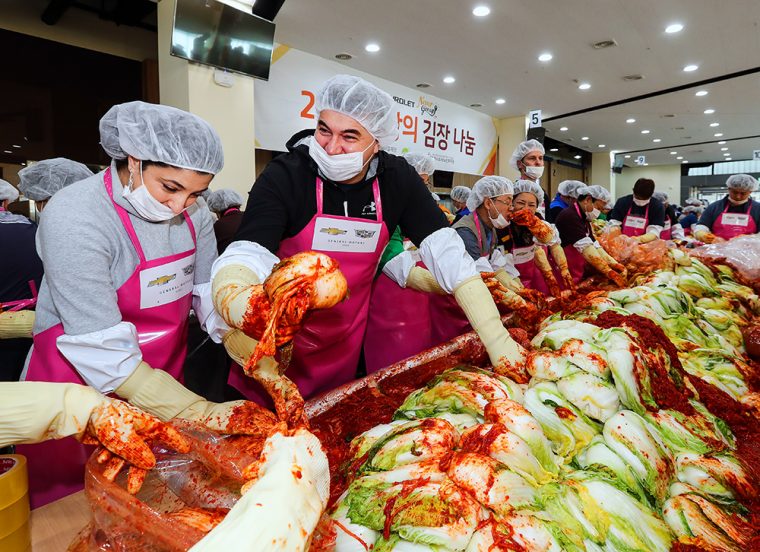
[491,198,512,207]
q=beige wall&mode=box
[614,164,682,204]
[1,0,156,61]
[590,152,613,191]
[495,116,526,179]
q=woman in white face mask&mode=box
[21,101,268,508]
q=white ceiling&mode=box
[273,0,760,166]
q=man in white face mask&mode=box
[607,178,666,243]
[694,174,759,243]
[510,140,547,215]
[212,75,529,400]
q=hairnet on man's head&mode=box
[726,173,758,192]
[0,179,19,203]
[99,101,224,174]
[684,197,702,207]
[466,176,514,212]
[18,158,93,201]
[652,191,669,204]
[315,74,397,147]
[557,180,586,198]
[513,179,544,205]
[403,152,435,176]
[587,185,611,203]
[450,186,471,204]
[206,189,244,213]
[509,139,545,170]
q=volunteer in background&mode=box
[18,157,93,213]
[547,180,584,223]
[20,101,267,507]
[694,174,759,242]
[510,139,547,214]
[608,178,665,242]
[212,75,525,402]
[207,189,245,254]
[555,185,627,286]
[652,191,685,240]
[450,185,471,223]
[679,205,701,235]
[405,152,455,222]
[0,180,42,382]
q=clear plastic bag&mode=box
[597,225,672,275]
[692,234,760,287]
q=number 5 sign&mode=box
[528,110,542,129]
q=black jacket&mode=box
[698,197,760,231]
[609,195,666,228]
[235,130,448,252]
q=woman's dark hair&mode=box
[114,158,211,176]
[633,178,655,199]
[577,193,593,202]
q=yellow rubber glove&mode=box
[190,430,329,551]
[116,361,274,435]
[549,243,575,291]
[694,230,723,244]
[533,247,562,297]
[453,276,528,382]
[406,266,446,294]
[212,265,261,329]
[596,245,628,277]
[581,246,626,287]
[494,269,524,292]
[0,310,34,339]
[636,232,658,244]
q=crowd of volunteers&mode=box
[0,72,758,545]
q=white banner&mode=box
[254,45,498,175]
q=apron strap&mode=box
[473,213,494,256]
[315,177,384,222]
[316,178,324,215]
[105,167,148,264]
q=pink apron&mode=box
[20,167,196,508]
[622,202,649,237]
[228,177,389,401]
[363,267,432,374]
[564,203,590,284]
[712,200,757,240]
[429,214,493,345]
[661,216,672,240]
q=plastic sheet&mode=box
[597,225,672,275]
[691,234,760,290]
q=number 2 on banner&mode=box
[301,90,315,119]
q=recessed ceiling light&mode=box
[495,98,506,104]
[714,133,723,137]
[723,152,731,156]
[682,160,689,163]
[644,163,649,166]
[653,138,662,143]
[550,148,559,152]
[469,103,483,108]
[574,155,582,159]
[578,82,591,90]
[624,155,631,159]
[676,156,684,160]
[560,127,568,131]
[718,140,726,144]
[626,118,636,123]
[20,162,25,166]
[670,151,678,155]
[709,122,720,127]
[665,23,684,34]
[683,64,698,72]
[472,5,491,17]
[726,158,732,161]
[598,144,606,148]
[538,52,553,62]
[582,136,589,140]
[12,144,20,148]
[695,90,708,96]
[443,75,456,84]
[721,147,728,151]
[703,108,715,114]
[641,129,650,134]
[365,43,380,53]
[2,150,11,154]
[334,53,353,60]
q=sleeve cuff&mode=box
[211,240,280,282]
[193,282,231,343]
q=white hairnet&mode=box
[99,101,224,174]
[682,205,699,214]
[207,189,244,213]
[0,179,19,203]
[573,185,593,199]
[652,191,669,204]
[315,75,397,147]
[513,179,544,205]
[403,152,435,176]
[18,158,93,201]
[450,186,471,203]
[466,176,514,212]
[604,201,614,211]
[587,185,611,203]
[726,173,758,191]
[509,139,545,170]
[557,180,586,198]
[684,197,702,206]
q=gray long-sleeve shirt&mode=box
[33,164,217,336]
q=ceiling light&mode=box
[641,129,650,134]
[709,122,720,127]
[365,43,380,53]
[574,155,582,159]
[644,163,649,166]
[550,148,559,152]
[653,138,662,143]
[538,52,553,62]
[495,98,506,104]
[560,127,568,131]
[682,160,689,163]
[582,136,589,140]
[12,144,21,148]
[626,118,636,123]
[723,152,731,156]
[726,158,732,161]
[703,108,715,114]
[718,140,726,144]
[598,144,606,148]
[676,156,683,160]
[683,64,698,72]
[443,75,456,84]
[578,82,591,90]
[714,133,723,137]
[721,147,728,151]
[665,23,684,34]
[334,53,353,60]
[2,150,11,154]
[624,155,631,159]
[670,151,678,155]
[695,90,708,96]
[472,5,491,17]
